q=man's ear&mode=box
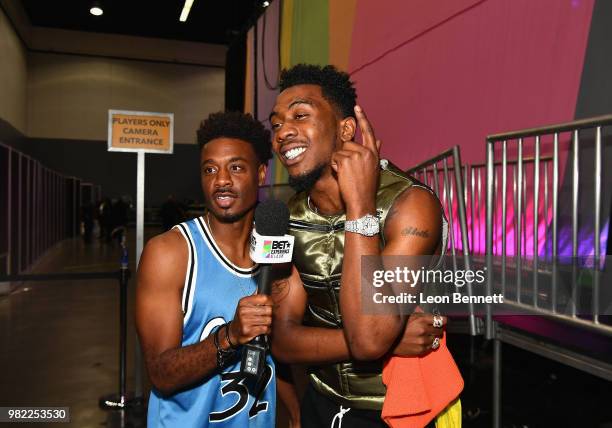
[257,163,268,186]
[340,117,356,143]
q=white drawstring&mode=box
[330,405,351,428]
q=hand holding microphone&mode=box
[240,200,293,378]
[227,294,273,346]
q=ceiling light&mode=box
[263,1,270,7]
[179,0,195,22]
[90,6,103,16]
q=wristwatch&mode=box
[344,213,380,237]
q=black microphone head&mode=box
[254,199,289,236]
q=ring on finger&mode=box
[431,337,441,350]
[433,315,444,328]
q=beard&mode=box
[214,210,247,223]
[288,162,326,193]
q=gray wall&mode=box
[0,6,27,133]
[0,119,203,207]
[22,138,203,207]
[27,52,224,144]
[574,0,612,254]
[575,0,612,119]
[0,4,220,207]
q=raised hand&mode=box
[331,105,382,217]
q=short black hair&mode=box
[196,111,272,164]
[279,64,357,118]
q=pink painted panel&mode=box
[349,0,595,168]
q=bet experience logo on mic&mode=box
[263,240,292,258]
[250,229,294,264]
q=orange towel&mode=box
[381,333,464,428]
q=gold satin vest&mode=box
[287,160,422,410]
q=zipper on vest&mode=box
[289,220,345,233]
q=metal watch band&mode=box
[344,213,380,236]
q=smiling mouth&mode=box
[282,147,307,161]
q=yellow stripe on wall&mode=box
[290,0,329,66]
[329,0,357,71]
[280,0,294,69]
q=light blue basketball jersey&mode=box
[147,217,276,428]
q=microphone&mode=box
[241,200,293,378]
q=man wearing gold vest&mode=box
[269,64,448,427]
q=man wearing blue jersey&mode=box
[136,112,280,427]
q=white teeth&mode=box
[284,147,306,160]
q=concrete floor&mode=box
[0,231,147,428]
[0,228,297,428]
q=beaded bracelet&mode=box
[213,324,235,368]
[225,321,239,350]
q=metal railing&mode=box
[484,114,612,428]
[485,114,612,335]
[467,155,554,256]
[0,142,102,277]
[406,146,480,335]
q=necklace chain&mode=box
[205,212,255,297]
[307,195,318,214]
[206,211,214,237]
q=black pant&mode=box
[301,383,437,428]
[301,383,388,428]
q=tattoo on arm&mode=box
[401,226,430,238]
[271,279,289,302]
[386,204,399,223]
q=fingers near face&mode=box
[354,105,377,150]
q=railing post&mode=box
[99,238,137,410]
[486,140,495,340]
